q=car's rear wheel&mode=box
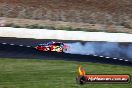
[63,48,67,52]
[45,47,50,51]
[55,46,63,52]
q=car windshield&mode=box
[38,43,47,46]
[47,42,54,45]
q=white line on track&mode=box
[10,44,15,45]
[93,55,98,56]
[105,57,110,58]
[91,54,130,62]
[119,59,123,60]
[2,43,7,44]
[125,60,129,61]
[19,45,23,46]
[1,43,32,47]
[113,58,117,59]
[99,56,104,57]
[26,46,31,47]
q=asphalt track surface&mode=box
[0,37,132,66]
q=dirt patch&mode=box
[0,0,131,25]
[0,17,132,33]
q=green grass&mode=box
[0,58,131,88]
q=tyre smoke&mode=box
[65,42,132,61]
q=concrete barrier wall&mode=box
[0,27,132,42]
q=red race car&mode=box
[35,41,69,53]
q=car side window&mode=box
[53,43,60,46]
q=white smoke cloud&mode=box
[65,42,132,61]
[65,42,95,55]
